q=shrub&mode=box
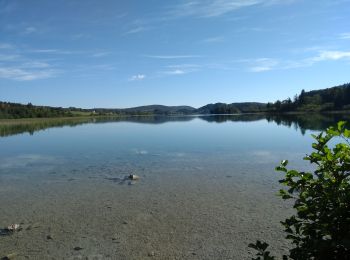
[249,121,350,259]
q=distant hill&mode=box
[197,102,267,114]
[117,105,196,115]
[1,83,350,119]
[0,102,76,119]
[0,103,197,119]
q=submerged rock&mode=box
[2,253,17,260]
[129,174,140,180]
[6,224,20,232]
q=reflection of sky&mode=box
[0,119,316,171]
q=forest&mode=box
[1,83,350,119]
[267,83,350,112]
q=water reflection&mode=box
[0,113,349,137]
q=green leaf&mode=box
[337,121,347,131]
[281,160,288,167]
[344,129,350,138]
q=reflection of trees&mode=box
[198,114,267,123]
[0,118,93,137]
[198,114,350,134]
[1,113,349,138]
[0,116,195,137]
[265,113,350,135]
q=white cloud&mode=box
[164,69,186,75]
[167,64,201,69]
[29,49,70,54]
[0,44,62,81]
[124,19,149,35]
[129,74,146,81]
[23,26,38,34]
[0,67,58,81]
[20,61,51,69]
[0,43,13,49]
[246,50,350,72]
[145,55,201,59]
[312,50,350,61]
[0,1,17,14]
[202,36,225,43]
[339,33,350,39]
[125,26,147,34]
[30,49,59,53]
[169,0,295,18]
[71,33,91,40]
[249,58,279,72]
[0,54,20,61]
[160,64,200,76]
[91,52,110,58]
[29,49,82,55]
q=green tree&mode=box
[249,121,350,259]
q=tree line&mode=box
[267,83,350,112]
[1,83,350,119]
[0,102,75,119]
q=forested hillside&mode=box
[1,83,350,119]
[0,102,76,119]
[267,83,350,112]
[197,102,267,114]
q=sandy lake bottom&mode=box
[0,117,322,259]
[0,154,296,260]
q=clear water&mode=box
[1,114,344,178]
[0,114,348,259]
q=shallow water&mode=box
[0,114,348,259]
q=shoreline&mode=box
[1,110,350,123]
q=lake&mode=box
[0,114,348,259]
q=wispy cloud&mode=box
[311,50,350,61]
[338,32,350,39]
[202,36,225,43]
[71,33,91,40]
[145,55,201,59]
[159,64,200,76]
[167,64,201,69]
[0,1,17,14]
[129,74,146,81]
[125,26,147,35]
[91,52,111,58]
[0,43,14,49]
[0,44,117,81]
[23,26,38,34]
[124,19,149,35]
[249,58,279,72]
[0,54,20,61]
[169,0,295,18]
[19,61,51,69]
[0,44,61,80]
[163,69,187,75]
[29,49,79,55]
[245,50,350,72]
[0,67,59,81]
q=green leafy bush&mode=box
[249,121,350,259]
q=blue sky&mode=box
[0,0,350,108]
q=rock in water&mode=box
[129,174,140,180]
[7,224,20,232]
[2,253,17,259]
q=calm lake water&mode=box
[0,114,348,259]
